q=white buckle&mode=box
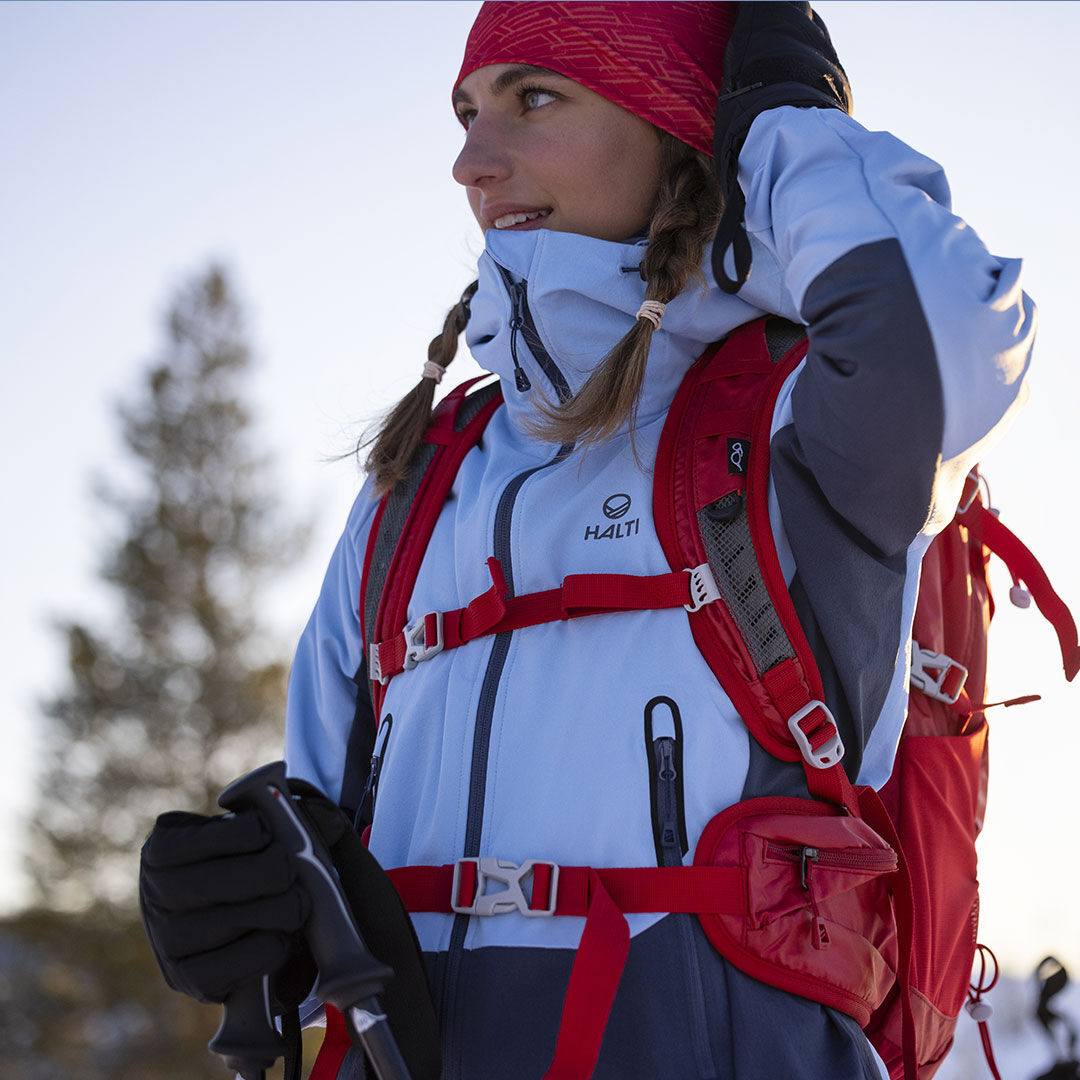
[451,857,559,917]
[787,701,845,769]
[910,643,968,705]
[685,563,721,612]
[403,612,444,670]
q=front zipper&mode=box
[644,697,717,1078]
[440,281,573,1075]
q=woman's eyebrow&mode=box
[453,64,562,107]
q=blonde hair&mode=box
[366,131,721,493]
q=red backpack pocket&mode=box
[694,795,900,1026]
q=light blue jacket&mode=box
[285,107,1033,1079]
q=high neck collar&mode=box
[465,228,792,445]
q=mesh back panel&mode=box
[697,493,794,672]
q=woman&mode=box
[140,4,1034,1079]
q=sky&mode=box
[3,0,1079,982]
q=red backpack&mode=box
[350,316,1078,1080]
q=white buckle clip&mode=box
[403,611,444,670]
[787,701,845,769]
[685,563,721,613]
[910,643,968,705]
[451,857,559,917]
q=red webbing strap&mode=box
[387,863,747,917]
[374,559,697,683]
[960,501,1080,680]
[309,1003,351,1080]
[761,660,859,814]
[369,379,503,715]
[388,861,745,1080]
[542,871,629,1080]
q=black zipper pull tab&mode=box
[654,737,681,856]
[356,717,392,829]
[508,281,532,392]
[799,846,830,950]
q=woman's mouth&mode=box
[492,209,552,230]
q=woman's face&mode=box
[452,64,663,243]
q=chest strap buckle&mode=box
[451,857,559,917]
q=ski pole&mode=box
[209,761,413,1080]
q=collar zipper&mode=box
[492,260,572,403]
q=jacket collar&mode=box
[465,227,788,443]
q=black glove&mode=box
[139,808,315,1008]
[712,2,853,293]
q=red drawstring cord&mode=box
[966,943,1004,1080]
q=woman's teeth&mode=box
[493,210,550,229]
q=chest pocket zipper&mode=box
[356,714,394,831]
[643,696,718,1078]
[645,696,688,867]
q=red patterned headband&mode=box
[455,2,736,156]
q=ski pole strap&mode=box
[959,501,1080,680]
[389,860,746,1080]
[369,557,719,685]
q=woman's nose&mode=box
[452,113,513,189]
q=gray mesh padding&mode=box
[455,379,501,431]
[363,442,436,643]
[697,493,794,673]
[363,380,502,643]
[764,317,806,364]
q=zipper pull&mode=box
[356,719,392,828]
[508,281,531,392]
[800,846,830,950]
[655,737,680,853]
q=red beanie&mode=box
[455,2,737,156]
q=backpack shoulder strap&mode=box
[654,315,855,809]
[360,377,504,718]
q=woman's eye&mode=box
[522,88,557,111]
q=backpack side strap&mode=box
[958,496,1080,680]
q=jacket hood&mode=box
[465,227,799,443]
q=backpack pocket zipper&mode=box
[765,842,898,884]
[765,841,897,950]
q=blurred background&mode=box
[2,2,1078,1076]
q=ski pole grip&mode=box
[209,975,285,1079]
[216,762,399,1037]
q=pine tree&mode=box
[32,265,307,912]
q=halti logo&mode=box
[587,493,640,541]
[603,493,632,519]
